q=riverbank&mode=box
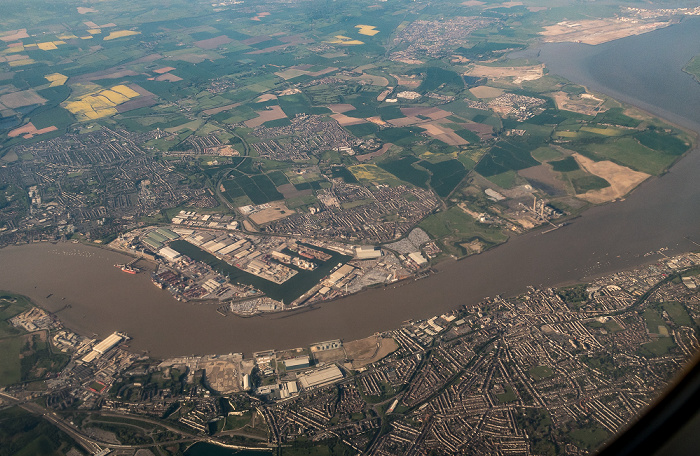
[2,19,700,357]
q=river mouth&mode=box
[529,16,700,132]
[2,20,700,358]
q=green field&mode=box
[222,170,284,205]
[684,54,700,82]
[515,409,556,455]
[528,110,579,126]
[344,123,379,137]
[329,165,359,183]
[634,129,689,155]
[419,207,508,250]
[496,384,518,404]
[378,156,429,188]
[285,194,318,209]
[486,170,517,189]
[592,107,640,128]
[0,337,23,386]
[549,156,579,172]
[662,302,693,327]
[279,94,313,117]
[376,127,424,146]
[571,174,610,194]
[604,319,624,333]
[0,292,32,337]
[414,66,464,93]
[529,365,554,380]
[19,334,70,383]
[377,106,406,121]
[475,139,539,177]
[419,159,468,197]
[569,425,610,451]
[454,128,481,143]
[222,411,254,431]
[640,337,676,357]
[574,137,678,175]
[457,41,526,60]
[642,308,668,335]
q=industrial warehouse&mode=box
[81,332,128,364]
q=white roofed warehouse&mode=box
[93,332,125,354]
[159,246,181,262]
[298,365,344,390]
[81,332,127,363]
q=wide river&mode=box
[2,19,700,358]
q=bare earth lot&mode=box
[540,19,671,45]
[194,35,232,49]
[249,201,294,225]
[0,90,47,108]
[421,122,468,145]
[470,86,505,99]
[518,164,569,197]
[331,113,368,126]
[277,183,312,199]
[468,64,544,83]
[551,91,604,116]
[573,153,650,203]
[203,102,241,116]
[345,335,399,369]
[329,103,356,113]
[244,105,287,128]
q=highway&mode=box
[0,391,273,454]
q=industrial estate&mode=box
[108,211,435,313]
[2,0,700,455]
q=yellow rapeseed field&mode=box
[328,35,364,45]
[37,42,58,51]
[45,73,68,87]
[8,59,34,67]
[355,25,379,36]
[64,85,139,120]
[111,85,140,98]
[2,45,25,53]
[104,30,140,40]
[349,164,396,182]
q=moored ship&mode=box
[115,264,139,274]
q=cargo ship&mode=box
[115,264,139,274]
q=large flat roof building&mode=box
[94,332,125,354]
[408,251,428,266]
[298,365,343,389]
[328,264,354,285]
[159,246,181,261]
[81,332,126,363]
[284,356,311,370]
[355,246,382,260]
